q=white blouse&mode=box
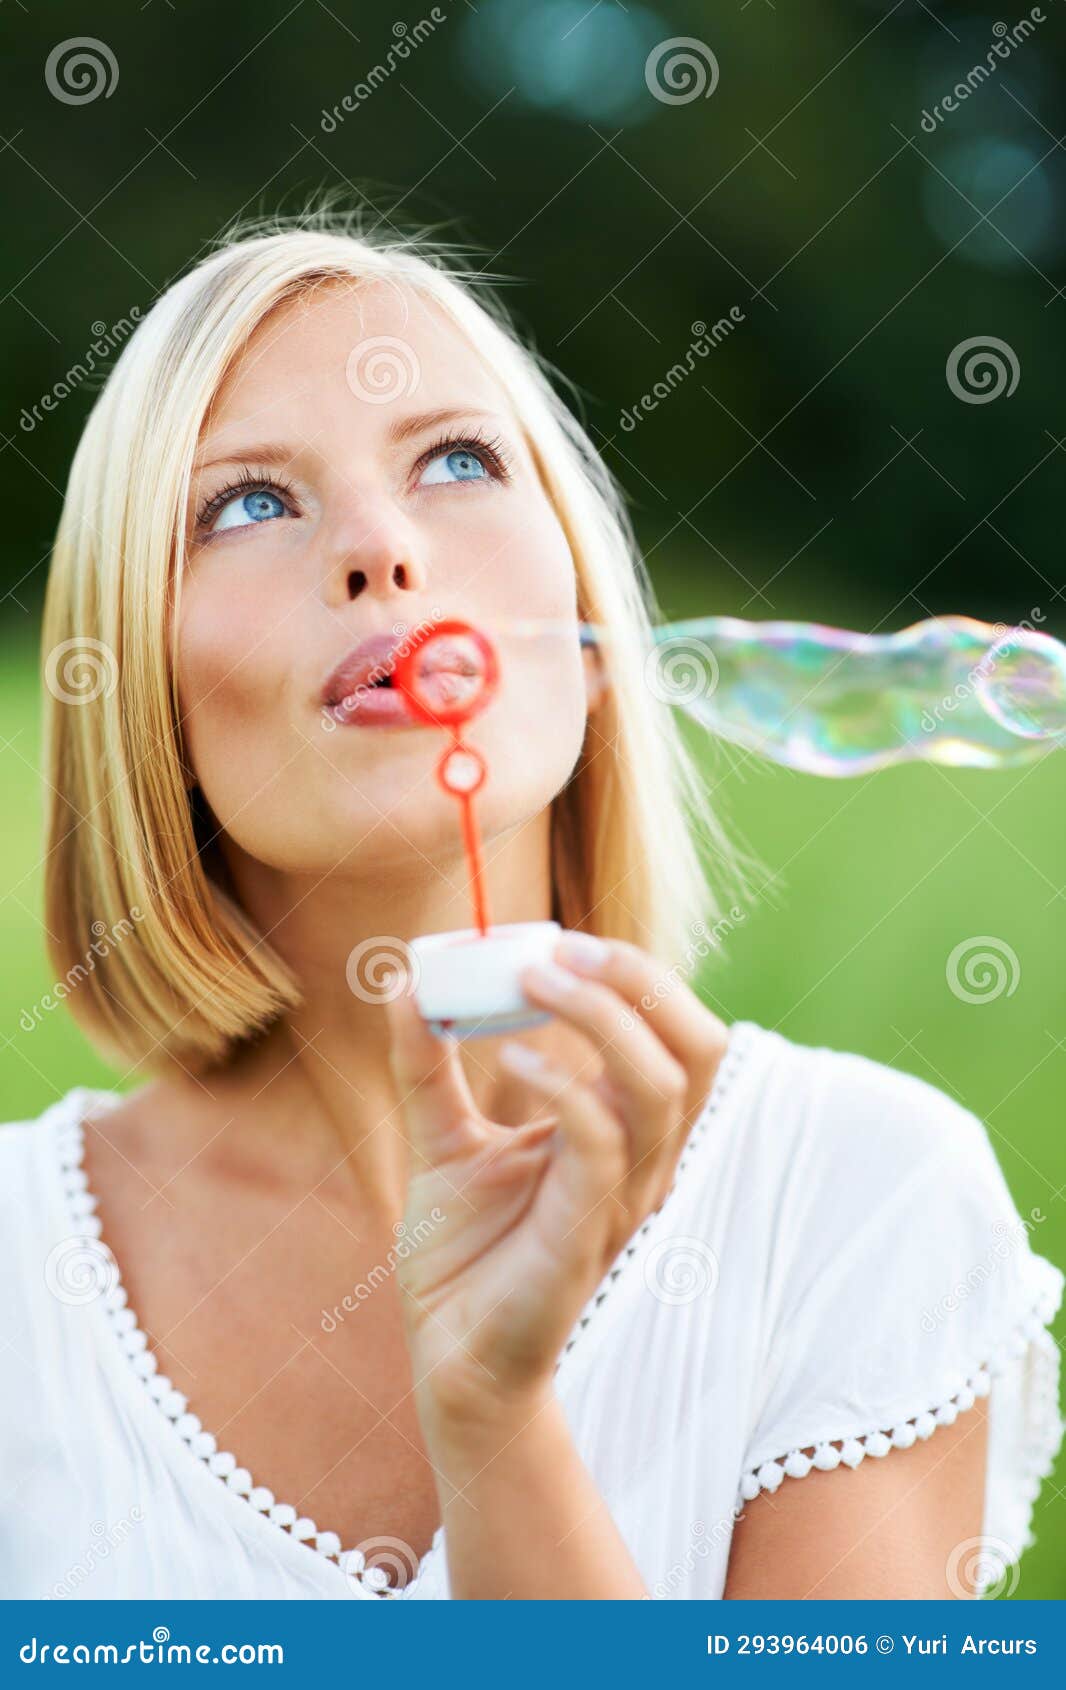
[2,1019,1062,1601]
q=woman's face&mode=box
[177,280,596,883]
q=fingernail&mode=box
[525,961,579,995]
[555,932,609,973]
[499,1041,544,1075]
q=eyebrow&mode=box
[193,408,510,475]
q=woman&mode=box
[3,211,1061,1601]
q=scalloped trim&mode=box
[55,1103,435,1600]
[558,1019,756,1362]
[52,1021,756,1599]
[735,1285,1064,1581]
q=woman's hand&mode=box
[383,932,729,1430]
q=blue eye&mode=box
[418,447,490,487]
[211,487,287,533]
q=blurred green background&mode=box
[2,0,1064,1596]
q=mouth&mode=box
[320,630,483,729]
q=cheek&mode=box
[175,577,292,805]
[475,641,589,829]
[462,488,577,620]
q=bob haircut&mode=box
[39,204,745,1079]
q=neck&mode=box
[174,808,583,1217]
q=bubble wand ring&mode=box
[394,619,563,1039]
[391,619,499,938]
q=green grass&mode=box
[688,728,1066,1598]
[3,625,1063,1596]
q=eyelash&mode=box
[193,427,514,532]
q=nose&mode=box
[323,497,428,607]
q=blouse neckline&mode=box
[48,1020,756,1597]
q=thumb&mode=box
[383,982,481,1164]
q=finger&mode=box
[518,961,688,1143]
[384,983,481,1165]
[498,1042,628,1243]
[548,934,728,1118]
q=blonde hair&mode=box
[40,204,745,1079]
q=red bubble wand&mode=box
[391,618,499,937]
[391,617,562,1038]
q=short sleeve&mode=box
[736,1044,1064,1581]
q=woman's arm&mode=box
[723,1398,989,1598]
[420,1384,648,1599]
[384,935,729,1600]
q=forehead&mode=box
[201,277,511,443]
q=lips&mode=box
[320,627,482,728]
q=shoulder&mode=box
[701,1020,1060,1337]
[0,1097,68,1211]
[0,1086,121,1269]
[722,1017,1007,1214]
[721,1025,1064,1560]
